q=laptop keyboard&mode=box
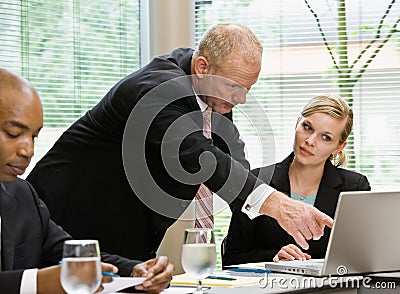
[280,259,324,269]
[300,263,323,270]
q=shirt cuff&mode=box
[20,268,38,294]
[241,184,276,219]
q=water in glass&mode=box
[61,240,101,294]
[181,228,216,293]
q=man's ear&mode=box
[193,56,209,77]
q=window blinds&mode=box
[0,0,140,169]
[195,0,400,268]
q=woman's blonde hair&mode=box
[192,23,263,72]
[301,94,353,167]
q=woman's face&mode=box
[293,112,347,167]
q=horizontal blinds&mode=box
[195,0,400,187]
[195,0,400,268]
[0,0,140,170]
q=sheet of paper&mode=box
[98,277,146,294]
[224,263,269,277]
[171,273,261,287]
[225,262,266,270]
[162,286,199,293]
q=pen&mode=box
[102,271,119,277]
[206,275,237,281]
[228,268,272,274]
[58,261,119,277]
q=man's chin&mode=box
[214,105,233,114]
[0,174,18,183]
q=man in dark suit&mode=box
[0,68,173,293]
[27,23,333,262]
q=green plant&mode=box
[304,0,400,167]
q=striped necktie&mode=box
[195,107,214,229]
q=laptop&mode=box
[264,191,400,276]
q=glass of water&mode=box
[60,240,102,294]
[181,228,216,293]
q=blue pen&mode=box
[206,275,237,281]
[228,268,272,274]
[58,261,119,277]
[102,271,119,277]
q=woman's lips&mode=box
[300,147,313,156]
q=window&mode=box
[0,0,140,170]
[2,0,399,271]
[195,0,400,268]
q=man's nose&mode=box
[232,89,247,105]
[17,137,34,159]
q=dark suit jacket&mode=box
[0,179,140,294]
[222,153,371,266]
[27,48,259,262]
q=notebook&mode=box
[170,272,261,287]
[264,191,400,276]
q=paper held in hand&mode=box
[98,277,146,294]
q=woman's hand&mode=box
[273,244,311,262]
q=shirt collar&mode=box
[193,86,209,112]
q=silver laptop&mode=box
[264,191,400,276]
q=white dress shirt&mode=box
[20,269,38,294]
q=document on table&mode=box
[225,262,266,270]
[225,262,270,277]
[171,273,261,287]
[163,286,199,293]
[98,277,146,294]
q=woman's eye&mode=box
[303,123,312,131]
[322,134,331,141]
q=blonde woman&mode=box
[223,94,370,266]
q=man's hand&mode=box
[96,263,119,293]
[260,191,333,250]
[37,262,118,294]
[132,256,174,294]
[273,244,311,262]
[37,265,65,294]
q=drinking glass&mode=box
[60,240,102,294]
[181,228,216,293]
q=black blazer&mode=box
[0,179,140,294]
[27,48,259,262]
[223,153,371,266]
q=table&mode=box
[162,272,400,294]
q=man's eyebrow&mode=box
[5,120,29,130]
